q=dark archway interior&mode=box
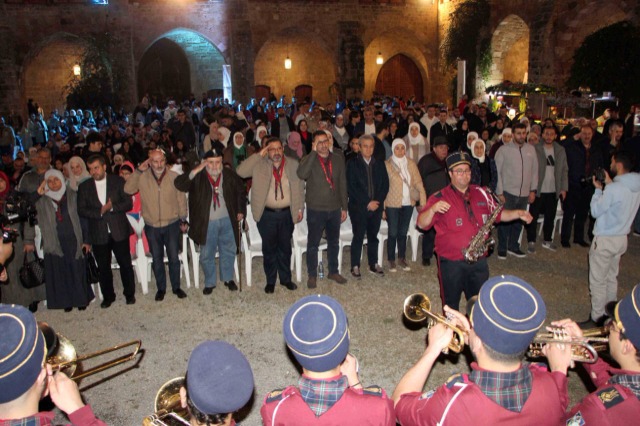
[138,38,191,101]
[375,54,424,103]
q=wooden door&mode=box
[255,85,271,101]
[295,85,313,103]
[375,54,424,103]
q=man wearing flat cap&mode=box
[261,295,395,424]
[393,275,572,425]
[175,149,246,294]
[560,284,640,425]
[178,340,254,426]
[417,151,533,310]
[0,304,107,425]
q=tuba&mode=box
[528,326,608,363]
[142,377,190,426]
[403,293,466,353]
[40,322,141,381]
[462,188,503,263]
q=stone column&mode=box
[0,27,20,117]
[337,21,364,101]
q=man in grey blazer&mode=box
[525,126,568,252]
[77,154,135,308]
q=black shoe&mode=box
[561,241,571,248]
[155,291,166,301]
[126,296,136,305]
[281,281,298,291]
[64,307,73,312]
[78,306,87,311]
[421,258,431,266]
[350,266,361,278]
[507,249,527,258]
[28,301,38,313]
[224,281,238,291]
[264,284,275,294]
[368,264,384,276]
[497,251,507,260]
[173,289,187,299]
[203,287,214,295]
[575,241,590,248]
[578,315,606,329]
[100,299,113,309]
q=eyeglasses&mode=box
[316,139,329,145]
[451,169,472,175]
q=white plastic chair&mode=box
[537,202,564,241]
[292,208,327,283]
[338,214,367,273]
[376,219,389,266]
[126,215,148,294]
[408,208,422,262]
[240,207,262,287]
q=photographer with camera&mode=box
[580,150,640,328]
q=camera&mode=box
[1,227,18,244]
[580,168,607,187]
[4,194,38,226]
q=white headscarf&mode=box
[67,156,90,191]
[255,125,267,143]
[500,127,513,143]
[391,138,411,184]
[466,131,479,150]
[233,132,245,148]
[407,122,425,146]
[471,139,486,164]
[44,169,67,202]
[218,127,231,148]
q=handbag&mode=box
[85,251,100,285]
[20,251,45,289]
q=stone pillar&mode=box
[230,21,254,103]
[337,21,364,100]
[0,27,20,116]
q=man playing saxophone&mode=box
[417,151,532,310]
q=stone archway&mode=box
[138,38,191,101]
[375,54,424,103]
[254,28,337,105]
[23,33,87,116]
[489,15,530,86]
[138,28,227,102]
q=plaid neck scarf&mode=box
[0,411,55,425]
[610,373,640,399]
[52,195,66,223]
[469,363,532,412]
[205,172,221,210]
[298,374,348,417]
[272,158,285,201]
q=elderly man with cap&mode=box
[236,137,304,294]
[0,304,107,425]
[260,295,395,424]
[393,275,572,425]
[176,340,254,426]
[417,151,532,311]
[175,149,246,294]
[560,284,640,425]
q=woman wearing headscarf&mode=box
[463,131,479,154]
[384,139,426,272]
[489,127,512,159]
[403,122,428,161]
[34,169,93,311]
[470,139,498,193]
[331,114,350,151]
[202,120,220,155]
[284,131,306,161]
[254,124,268,149]
[452,119,470,152]
[217,126,231,148]
[67,156,90,191]
[223,132,255,171]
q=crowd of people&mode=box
[0,93,640,424]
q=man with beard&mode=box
[236,137,304,294]
[175,148,246,294]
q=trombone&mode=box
[40,322,142,381]
[403,293,466,353]
[528,326,608,364]
[142,377,190,426]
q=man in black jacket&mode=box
[174,149,246,294]
[77,154,135,308]
[346,134,389,277]
[417,136,450,266]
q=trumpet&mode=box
[142,377,190,426]
[39,322,142,381]
[403,293,466,353]
[527,326,608,363]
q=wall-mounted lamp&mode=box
[284,56,292,69]
[376,52,383,65]
[73,64,81,76]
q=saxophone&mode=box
[462,189,503,263]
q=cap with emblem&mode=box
[433,136,449,147]
[186,340,254,415]
[609,284,640,348]
[283,295,350,372]
[203,148,223,159]
[446,151,471,171]
[470,275,546,355]
[0,304,46,404]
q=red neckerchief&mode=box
[273,158,285,200]
[318,153,334,191]
[205,171,221,210]
[152,168,167,186]
[53,195,66,223]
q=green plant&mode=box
[567,21,640,112]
